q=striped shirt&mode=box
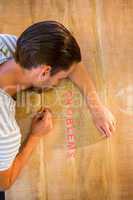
[0,34,21,171]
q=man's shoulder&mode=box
[0,33,18,41]
[0,34,18,49]
[0,33,18,65]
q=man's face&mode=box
[30,63,76,90]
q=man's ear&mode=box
[39,65,51,80]
[43,65,51,75]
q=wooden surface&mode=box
[0,0,132,199]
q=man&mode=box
[0,21,116,190]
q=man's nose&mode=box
[53,81,59,86]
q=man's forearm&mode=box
[0,134,40,190]
[69,62,103,112]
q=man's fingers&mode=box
[96,125,106,137]
[45,107,52,113]
[100,127,106,136]
[38,107,52,114]
[109,122,116,132]
[42,109,52,122]
[34,107,52,120]
[101,124,112,137]
[105,125,112,137]
[33,112,43,121]
[112,115,117,125]
[108,117,117,133]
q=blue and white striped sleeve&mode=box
[0,95,21,171]
[0,34,17,65]
[0,34,21,171]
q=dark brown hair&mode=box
[14,21,81,75]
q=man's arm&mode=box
[69,62,117,137]
[0,134,40,190]
[0,108,53,190]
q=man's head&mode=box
[14,21,81,89]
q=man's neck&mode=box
[0,59,31,96]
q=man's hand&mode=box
[90,104,117,137]
[31,107,53,138]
